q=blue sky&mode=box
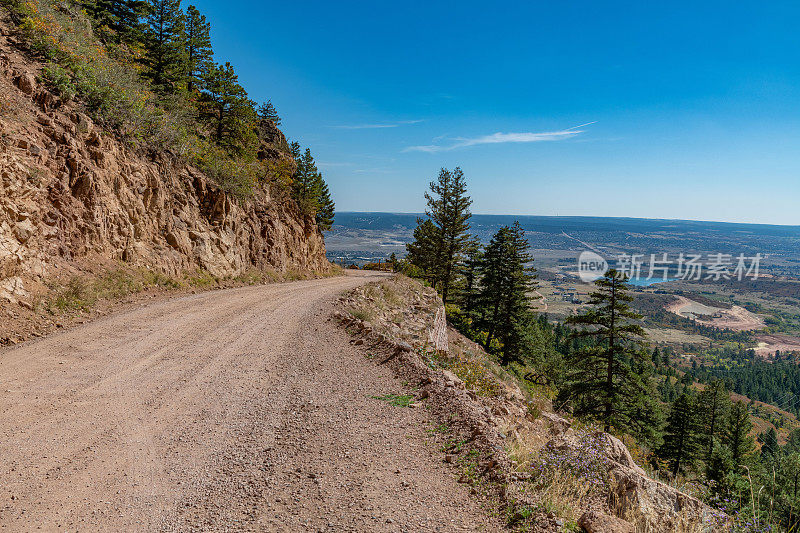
[190,0,800,225]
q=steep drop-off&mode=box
[0,20,330,314]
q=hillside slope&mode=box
[337,275,725,532]
[0,13,329,316]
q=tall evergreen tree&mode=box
[143,0,187,92]
[700,380,731,463]
[406,219,441,285]
[286,146,334,229]
[459,237,482,315]
[83,0,148,44]
[258,100,281,126]
[407,168,472,303]
[652,347,661,368]
[292,148,321,214]
[762,427,780,462]
[183,5,212,92]
[706,441,734,490]
[475,222,536,365]
[557,270,661,440]
[725,400,755,467]
[313,175,335,230]
[201,62,257,152]
[289,140,301,160]
[660,392,702,477]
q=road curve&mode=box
[0,272,498,532]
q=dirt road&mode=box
[0,272,498,532]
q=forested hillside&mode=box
[401,168,800,532]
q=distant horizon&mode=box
[192,0,800,227]
[332,211,800,229]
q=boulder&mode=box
[595,432,645,475]
[544,429,719,531]
[15,73,35,95]
[13,219,35,244]
[578,511,634,533]
[610,467,721,532]
[0,276,29,304]
[541,412,571,435]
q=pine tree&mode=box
[557,270,660,439]
[289,140,301,160]
[286,147,334,228]
[700,380,731,463]
[184,5,212,92]
[706,441,734,490]
[143,0,187,92]
[459,237,482,314]
[405,219,440,285]
[762,427,780,462]
[725,401,755,467]
[313,175,334,230]
[660,392,702,477]
[258,100,281,126]
[409,167,472,303]
[83,0,148,44]
[201,62,257,152]
[652,347,661,368]
[292,148,320,214]
[475,222,537,365]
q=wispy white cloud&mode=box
[316,161,354,168]
[353,168,393,174]
[333,119,424,130]
[403,122,596,153]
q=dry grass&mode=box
[616,502,706,533]
[504,424,549,471]
[44,264,335,316]
[509,468,595,528]
[46,267,182,314]
[423,346,506,398]
[347,306,375,322]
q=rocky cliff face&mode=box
[0,28,329,308]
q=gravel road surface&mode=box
[0,272,499,532]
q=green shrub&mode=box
[372,393,414,407]
[40,63,76,101]
[189,141,260,199]
[48,277,97,313]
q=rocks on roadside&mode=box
[578,510,635,533]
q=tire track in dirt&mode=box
[0,272,500,532]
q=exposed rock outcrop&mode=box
[0,25,329,311]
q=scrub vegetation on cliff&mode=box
[1,0,334,226]
[0,0,338,343]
